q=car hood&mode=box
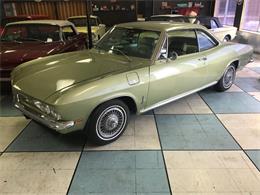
[12,49,146,101]
[0,42,62,70]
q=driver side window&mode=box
[62,26,77,40]
[167,30,198,57]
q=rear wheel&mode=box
[223,35,230,42]
[215,64,236,91]
[88,100,129,145]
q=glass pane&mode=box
[226,0,237,25]
[1,24,60,42]
[211,20,218,29]
[168,30,198,56]
[214,0,237,26]
[62,26,76,40]
[241,0,260,32]
[197,31,216,52]
[214,0,227,24]
[96,27,160,59]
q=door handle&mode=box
[198,57,207,61]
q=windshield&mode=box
[95,27,160,59]
[68,18,98,27]
[1,24,60,42]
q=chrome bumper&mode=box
[15,102,75,132]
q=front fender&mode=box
[45,67,149,131]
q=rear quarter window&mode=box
[196,30,218,51]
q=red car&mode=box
[0,20,86,82]
[0,15,50,35]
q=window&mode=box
[167,30,198,56]
[68,18,98,27]
[214,0,237,26]
[211,19,219,29]
[62,26,77,40]
[196,30,217,51]
[96,27,160,59]
[240,0,260,32]
[1,24,60,42]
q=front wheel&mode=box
[215,64,236,92]
[88,100,129,145]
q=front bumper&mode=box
[15,102,75,133]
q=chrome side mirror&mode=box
[159,48,167,59]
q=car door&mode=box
[146,29,208,108]
[195,29,225,83]
[62,25,83,51]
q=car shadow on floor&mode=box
[6,121,88,152]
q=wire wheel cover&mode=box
[96,105,127,140]
[223,66,235,88]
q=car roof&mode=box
[151,14,184,18]
[68,15,97,19]
[5,20,73,27]
[116,21,206,32]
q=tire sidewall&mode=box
[222,65,235,89]
[216,64,236,91]
[223,36,230,42]
[88,100,130,145]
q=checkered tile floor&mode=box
[0,54,260,194]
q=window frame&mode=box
[240,0,260,32]
[195,29,219,52]
[210,19,219,29]
[160,29,200,58]
[2,23,62,42]
[96,26,162,60]
[214,0,237,26]
[61,25,77,41]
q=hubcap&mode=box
[223,66,235,88]
[105,114,119,131]
[96,105,127,140]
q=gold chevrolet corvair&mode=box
[11,22,253,145]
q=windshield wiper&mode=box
[109,47,132,62]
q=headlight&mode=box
[33,100,61,120]
[34,101,50,114]
[50,109,61,120]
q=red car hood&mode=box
[0,42,63,70]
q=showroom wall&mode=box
[3,0,89,20]
[152,0,215,16]
[1,0,259,52]
[1,0,138,26]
